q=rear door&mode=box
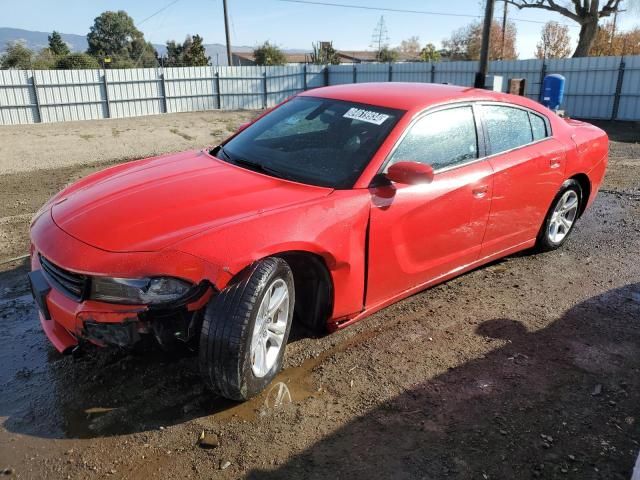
[478,104,566,257]
[366,104,493,308]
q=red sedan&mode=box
[29,83,608,400]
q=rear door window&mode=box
[483,105,533,154]
[529,112,548,141]
[388,106,478,171]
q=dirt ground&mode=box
[0,114,638,479]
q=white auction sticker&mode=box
[343,107,389,125]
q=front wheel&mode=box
[535,180,582,252]
[199,257,294,401]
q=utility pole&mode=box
[223,0,232,66]
[475,0,495,88]
[370,16,390,61]
[610,9,618,56]
[500,0,508,60]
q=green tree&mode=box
[55,53,100,69]
[310,41,340,65]
[161,35,210,67]
[253,41,286,66]
[183,35,210,66]
[48,31,70,56]
[87,10,157,67]
[1,41,33,69]
[32,48,57,69]
[378,46,398,62]
[162,40,183,66]
[420,43,441,62]
[129,38,158,67]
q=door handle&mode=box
[549,156,562,168]
[472,186,488,198]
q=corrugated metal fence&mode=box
[1,56,638,125]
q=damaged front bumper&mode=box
[29,253,214,353]
[28,210,221,353]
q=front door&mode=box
[366,105,493,308]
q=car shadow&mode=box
[247,283,640,479]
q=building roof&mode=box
[336,51,421,62]
[232,50,421,64]
[232,51,311,64]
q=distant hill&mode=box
[0,27,88,53]
[0,27,307,66]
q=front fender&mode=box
[174,189,371,320]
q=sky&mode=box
[2,0,639,59]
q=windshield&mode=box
[213,96,404,189]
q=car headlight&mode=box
[90,276,193,305]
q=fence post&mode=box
[388,63,393,82]
[324,66,329,86]
[262,71,268,109]
[611,57,626,121]
[159,70,168,114]
[103,71,111,118]
[353,65,357,83]
[215,70,222,109]
[538,61,547,101]
[30,71,42,123]
[430,63,435,83]
[303,64,308,90]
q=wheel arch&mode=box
[568,173,591,217]
[278,251,334,334]
[227,250,334,335]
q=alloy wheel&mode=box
[548,190,579,244]
[250,278,290,378]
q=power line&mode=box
[133,0,182,67]
[138,0,182,26]
[272,0,580,27]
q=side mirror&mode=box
[386,161,434,185]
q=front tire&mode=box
[535,180,582,252]
[199,257,294,401]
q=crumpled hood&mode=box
[51,150,332,252]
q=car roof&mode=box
[298,82,536,114]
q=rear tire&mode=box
[535,180,582,252]
[199,257,294,401]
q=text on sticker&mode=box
[343,108,390,125]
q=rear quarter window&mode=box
[529,112,548,141]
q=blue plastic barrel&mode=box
[540,74,565,111]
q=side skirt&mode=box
[328,237,536,331]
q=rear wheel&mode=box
[535,180,582,252]
[199,257,294,401]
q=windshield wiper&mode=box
[232,157,294,181]
[217,145,294,182]
[218,145,233,162]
